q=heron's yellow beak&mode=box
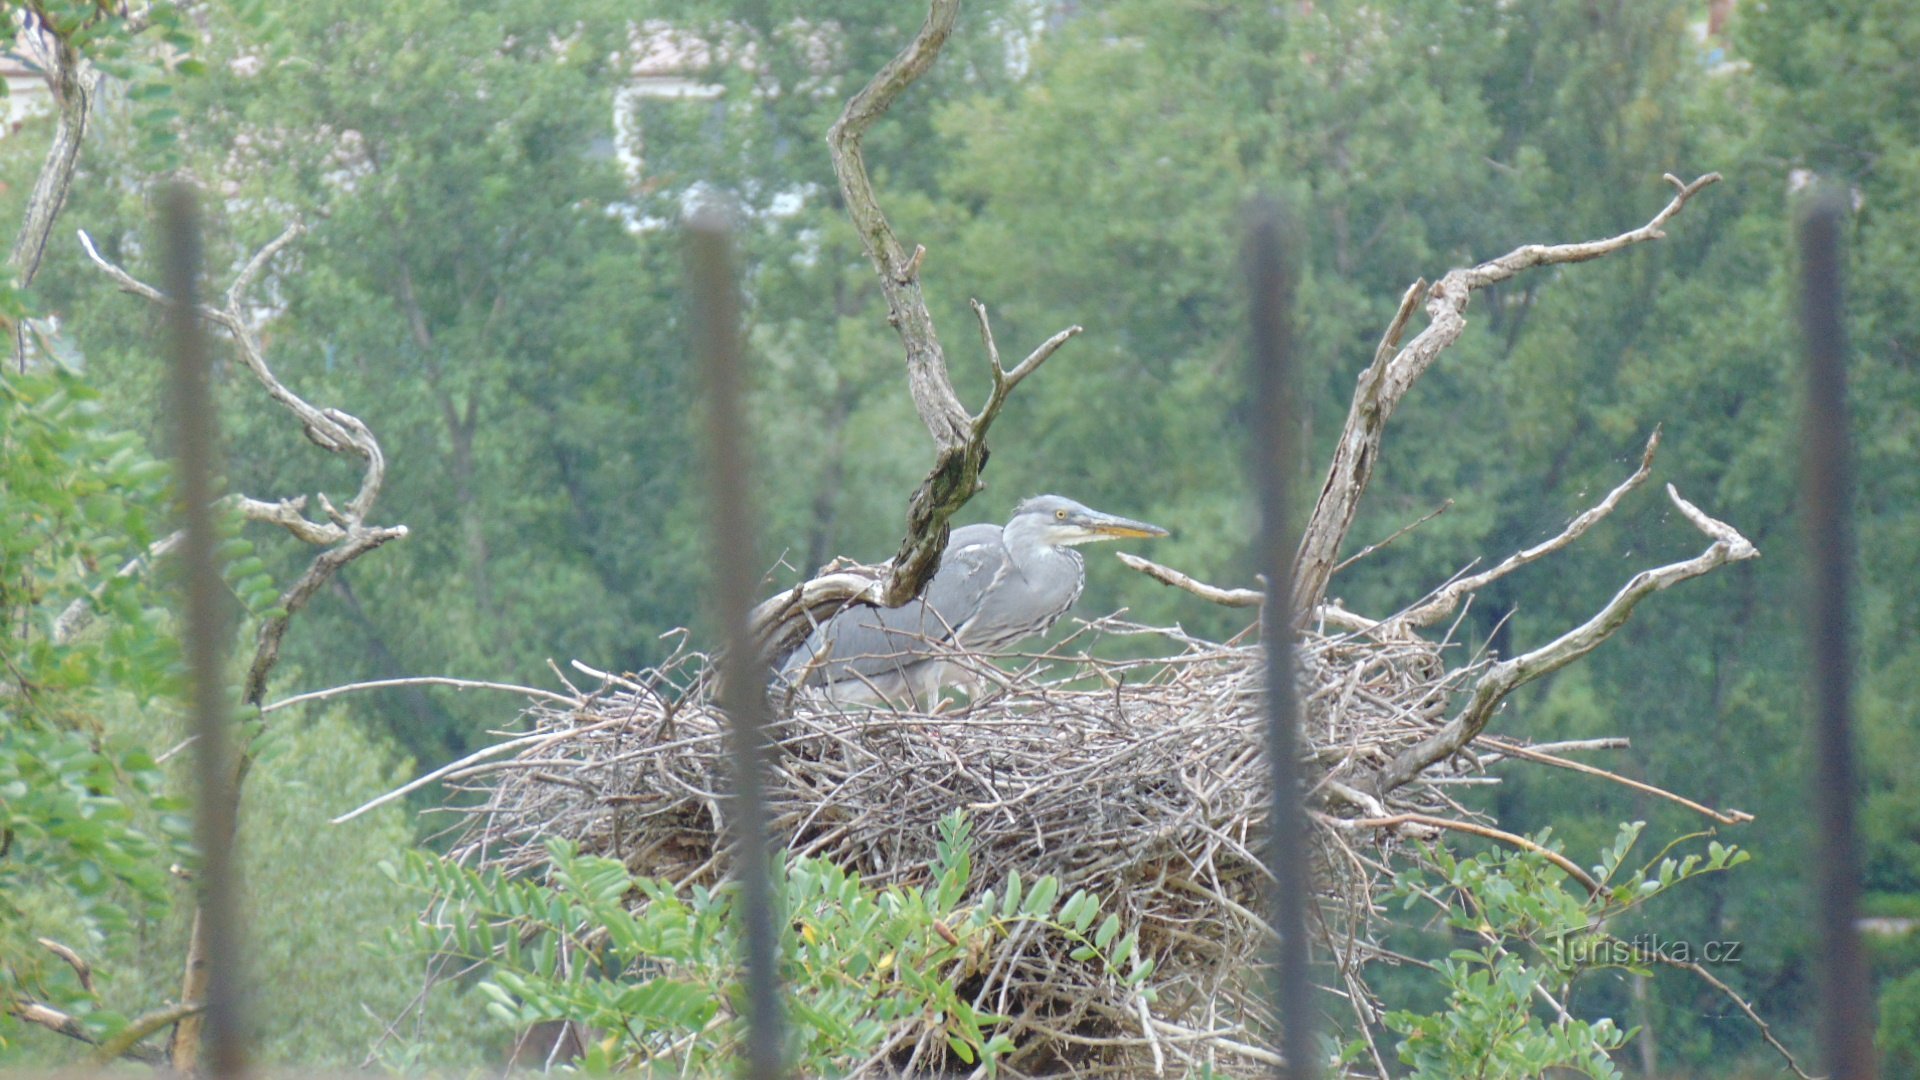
[1086,516,1170,540]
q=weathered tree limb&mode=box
[82,219,407,1068]
[766,0,1082,658]
[7,15,98,368]
[1392,427,1662,631]
[1477,736,1753,826]
[79,224,408,706]
[1330,498,1452,576]
[4,997,169,1066]
[91,1000,204,1066]
[1116,552,1264,608]
[1292,173,1721,616]
[1328,811,1601,895]
[1650,956,1818,1080]
[36,937,94,994]
[50,529,186,645]
[8,17,96,288]
[1371,484,1757,796]
[264,675,578,716]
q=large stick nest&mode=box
[445,614,1486,1076]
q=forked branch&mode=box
[82,218,409,1071]
[1393,427,1662,631]
[79,224,409,705]
[763,1,1083,658]
[1292,173,1721,616]
[1372,484,1757,796]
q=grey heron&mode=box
[779,495,1169,708]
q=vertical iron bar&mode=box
[161,186,246,1077]
[1247,202,1315,1080]
[687,204,785,1079]
[1797,190,1876,1080]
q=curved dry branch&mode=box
[1330,811,1601,895]
[4,997,167,1066]
[1292,173,1721,616]
[1116,552,1264,608]
[1478,736,1753,826]
[78,222,409,706]
[90,1000,204,1067]
[1372,484,1758,796]
[1394,427,1662,631]
[1651,956,1818,1080]
[8,27,96,290]
[827,0,965,450]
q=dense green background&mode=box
[3,0,1915,1072]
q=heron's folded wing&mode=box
[789,526,1006,683]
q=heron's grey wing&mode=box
[919,524,1009,639]
[785,525,1007,684]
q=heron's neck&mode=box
[1002,517,1082,576]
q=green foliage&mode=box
[1381,823,1750,1078]
[387,811,1143,1074]
[1877,968,1920,1076]
[0,366,190,1045]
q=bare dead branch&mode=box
[1330,811,1601,895]
[9,26,97,335]
[91,1000,204,1067]
[264,675,579,715]
[1395,428,1661,630]
[1331,499,1453,576]
[36,938,93,994]
[789,0,1083,654]
[51,529,185,645]
[1651,957,1818,1080]
[1292,173,1721,616]
[1116,552,1263,608]
[1373,484,1757,795]
[80,222,409,705]
[5,997,166,1065]
[1478,737,1753,825]
[235,494,345,545]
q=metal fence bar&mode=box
[160,185,246,1077]
[687,205,786,1079]
[1246,203,1315,1080]
[1796,191,1877,1080]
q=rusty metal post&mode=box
[160,186,246,1078]
[687,204,786,1079]
[1796,189,1877,1080]
[1247,202,1315,1080]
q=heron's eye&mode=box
[1055,509,1068,520]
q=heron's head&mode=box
[1011,495,1170,548]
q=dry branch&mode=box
[4,998,168,1066]
[1393,427,1661,631]
[81,218,408,1068]
[1372,484,1758,796]
[758,0,1086,659]
[1291,173,1722,616]
[1478,736,1753,825]
[1329,812,1600,895]
[8,17,97,295]
[79,223,409,705]
[1117,552,1264,608]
